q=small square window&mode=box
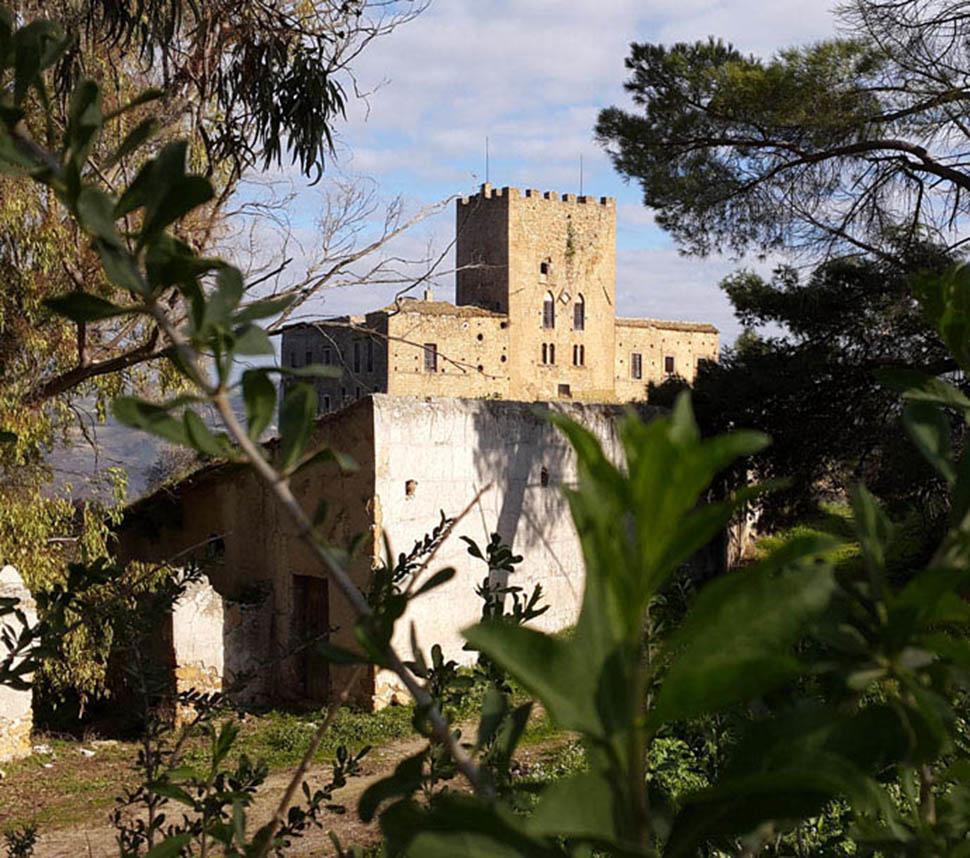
[558,383,572,398]
[540,261,550,277]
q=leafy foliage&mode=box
[596,2,970,260]
[650,248,967,527]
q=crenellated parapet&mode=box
[460,183,614,207]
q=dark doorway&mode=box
[293,575,330,703]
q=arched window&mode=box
[541,343,548,364]
[573,294,585,331]
[543,291,555,329]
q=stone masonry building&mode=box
[281,184,718,411]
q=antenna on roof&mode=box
[485,136,490,184]
[579,153,584,196]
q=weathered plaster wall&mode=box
[0,566,34,761]
[369,395,657,706]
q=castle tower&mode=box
[456,185,617,401]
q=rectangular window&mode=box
[631,352,643,380]
[558,383,572,398]
[367,340,374,372]
[323,347,331,365]
[543,299,555,330]
[305,349,313,366]
[353,342,361,373]
[322,395,331,412]
[572,344,585,367]
[549,343,555,365]
[355,386,361,399]
[423,342,438,373]
[290,351,298,368]
[664,355,675,375]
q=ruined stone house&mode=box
[280,184,718,411]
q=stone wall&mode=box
[0,566,34,762]
[614,320,719,401]
[385,305,509,399]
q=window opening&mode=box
[542,291,555,329]
[423,343,438,373]
[631,353,643,380]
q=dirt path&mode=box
[31,732,429,858]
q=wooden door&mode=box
[293,575,330,703]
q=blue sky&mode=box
[249,0,839,345]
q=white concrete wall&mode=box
[370,396,646,705]
[0,565,35,761]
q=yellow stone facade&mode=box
[281,184,718,410]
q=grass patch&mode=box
[754,501,929,577]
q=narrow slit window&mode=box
[541,343,548,365]
[367,340,375,372]
[353,342,361,373]
[549,343,556,365]
[664,355,675,375]
[423,343,438,373]
[631,352,643,380]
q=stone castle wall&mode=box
[614,320,719,400]
[385,306,510,399]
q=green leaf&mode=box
[232,323,274,356]
[463,623,599,735]
[875,367,970,415]
[278,384,317,473]
[144,833,193,858]
[903,402,956,482]
[45,293,130,323]
[358,752,425,822]
[112,396,188,446]
[103,116,158,170]
[651,535,838,727]
[665,758,896,858]
[183,410,229,457]
[76,187,121,245]
[413,568,456,597]
[526,772,623,843]
[205,266,245,328]
[102,87,164,122]
[96,240,147,294]
[241,370,276,440]
[233,295,296,324]
[851,484,892,593]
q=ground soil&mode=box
[1,727,566,857]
